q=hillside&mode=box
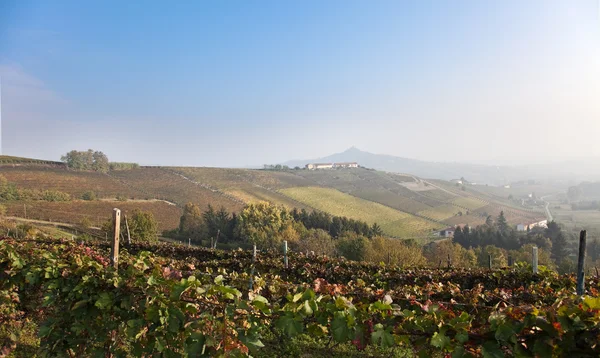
[283,147,600,185]
[0,157,546,238]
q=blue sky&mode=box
[1,1,599,166]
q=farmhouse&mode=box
[305,163,334,170]
[434,227,455,238]
[305,162,358,170]
[333,162,358,169]
[516,219,548,232]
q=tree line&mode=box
[60,149,139,173]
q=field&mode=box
[4,200,182,232]
[109,167,244,212]
[2,236,600,357]
[0,166,140,199]
[279,186,442,237]
[0,161,553,236]
[169,167,313,210]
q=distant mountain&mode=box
[282,147,600,186]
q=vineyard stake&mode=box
[532,246,538,274]
[447,253,451,268]
[488,254,492,269]
[249,244,257,290]
[283,240,288,269]
[210,237,214,250]
[124,215,131,246]
[253,244,257,263]
[577,230,587,295]
[508,255,513,267]
[188,238,191,247]
[214,229,220,249]
[110,208,121,269]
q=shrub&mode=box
[81,191,97,201]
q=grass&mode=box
[279,187,442,237]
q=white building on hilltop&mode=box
[306,162,358,170]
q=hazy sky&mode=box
[0,1,599,167]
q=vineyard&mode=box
[2,236,600,357]
[4,201,182,232]
[279,187,442,237]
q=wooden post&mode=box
[488,254,492,269]
[508,255,513,267]
[253,244,257,263]
[577,230,587,295]
[188,238,191,247]
[110,209,121,269]
[532,246,538,274]
[387,252,391,265]
[283,240,288,269]
[124,215,131,246]
[210,237,213,249]
[447,253,451,268]
[214,229,220,249]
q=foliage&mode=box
[81,190,97,201]
[366,236,427,266]
[102,209,159,243]
[236,202,293,248]
[108,162,140,171]
[0,175,71,202]
[423,240,476,268]
[3,237,600,357]
[179,202,204,241]
[293,229,337,256]
[61,149,110,173]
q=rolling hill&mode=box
[0,156,546,238]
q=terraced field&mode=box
[5,200,181,232]
[279,186,442,237]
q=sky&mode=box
[0,0,599,167]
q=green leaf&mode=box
[185,332,206,356]
[583,296,600,310]
[331,312,349,342]
[371,323,395,348]
[214,275,224,284]
[494,323,515,342]
[94,292,112,310]
[452,347,468,358]
[71,299,89,310]
[431,331,451,349]
[455,331,469,344]
[303,300,314,316]
[275,313,303,337]
[147,275,159,286]
[482,341,504,358]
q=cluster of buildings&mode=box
[305,162,359,170]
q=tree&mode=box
[423,240,476,268]
[294,229,336,256]
[235,202,292,248]
[336,233,368,261]
[551,232,569,264]
[496,211,509,234]
[61,149,109,172]
[485,215,494,227]
[370,223,383,237]
[367,236,428,266]
[128,209,158,243]
[544,221,561,241]
[92,151,109,173]
[179,203,204,241]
